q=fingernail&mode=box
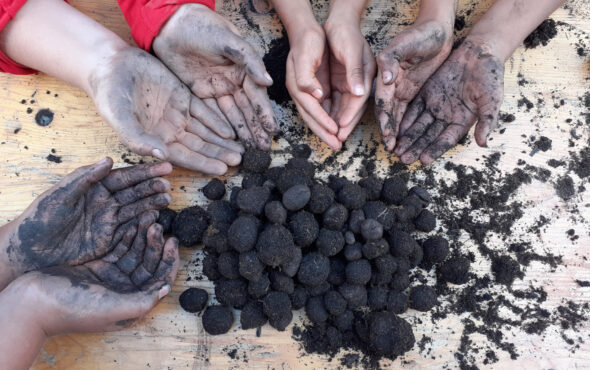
[152,149,166,160]
[98,157,110,165]
[264,72,273,83]
[353,85,365,97]
[383,71,393,84]
[312,89,323,99]
[158,284,171,300]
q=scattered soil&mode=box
[524,19,558,49]
[35,109,54,126]
[263,32,290,105]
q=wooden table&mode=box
[0,0,588,368]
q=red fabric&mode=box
[118,0,215,51]
[0,0,35,74]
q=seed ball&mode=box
[270,271,295,294]
[337,183,367,210]
[202,253,221,281]
[316,229,345,257]
[323,290,347,316]
[229,186,241,209]
[344,231,356,245]
[422,236,449,264]
[388,229,418,257]
[333,310,354,331]
[286,157,316,179]
[228,215,259,253]
[263,291,293,331]
[265,166,284,183]
[282,184,311,211]
[203,222,230,254]
[409,186,433,203]
[387,292,409,314]
[277,169,310,193]
[214,278,248,308]
[297,252,330,286]
[265,201,288,225]
[202,305,234,335]
[306,281,331,296]
[348,209,366,234]
[172,206,210,247]
[337,283,367,309]
[374,254,397,275]
[281,246,302,278]
[381,176,408,205]
[288,211,319,247]
[307,184,336,214]
[345,259,372,285]
[361,219,383,241]
[359,176,383,201]
[207,200,236,225]
[409,285,437,312]
[290,285,309,309]
[240,301,267,330]
[217,251,240,279]
[203,178,226,200]
[362,201,394,230]
[438,256,470,284]
[242,149,271,173]
[237,186,270,215]
[367,286,389,311]
[361,238,389,259]
[323,203,348,230]
[344,242,363,261]
[238,251,265,282]
[390,274,410,292]
[414,209,436,232]
[248,274,270,298]
[157,208,177,234]
[292,143,312,159]
[327,258,346,286]
[256,224,295,267]
[305,296,329,323]
[179,288,208,313]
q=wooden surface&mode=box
[0,0,588,368]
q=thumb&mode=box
[377,50,400,85]
[343,46,366,96]
[292,49,328,101]
[222,33,273,87]
[59,157,114,204]
[118,124,169,161]
[474,104,501,147]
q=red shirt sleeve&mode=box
[118,0,215,51]
[0,0,36,74]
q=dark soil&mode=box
[202,305,234,335]
[263,32,290,105]
[35,108,54,126]
[524,19,558,49]
[46,154,62,163]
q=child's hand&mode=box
[375,19,453,152]
[153,4,277,150]
[2,158,172,288]
[393,38,504,164]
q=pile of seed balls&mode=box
[159,146,457,359]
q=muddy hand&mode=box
[153,4,277,150]
[393,38,504,165]
[375,20,453,152]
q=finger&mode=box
[114,178,171,205]
[330,91,342,121]
[178,132,242,166]
[420,122,472,165]
[342,43,366,96]
[474,106,501,147]
[291,48,327,100]
[115,120,170,161]
[217,95,255,148]
[189,95,234,139]
[117,212,157,274]
[104,223,138,263]
[145,237,180,286]
[167,142,229,175]
[377,50,400,85]
[375,77,397,151]
[337,97,367,142]
[203,98,236,139]
[234,88,272,150]
[321,98,332,116]
[243,76,279,135]
[395,111,434,156]
[187,117,244,153]
[118,193,172,224]
[400,119,447,164]
[51,157,113,207]
[223,32,273,86]
[398,95,425,136]
[293,98,341,150]
[83,261,135,291]
[130,223,165,286]
[102,162,173,192]
[338,43,375,128]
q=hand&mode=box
[323,20,376,143]
[3,158,173,286]
[285,26,341,149]
[153,4,278,150]
[375,20,453,151]
[393,38,505,164]
[3,217,179,336]
[90,46,243,174]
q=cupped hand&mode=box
[323,20,376,142]
[6,158,173,278]
[375,20,453,151]
[153,4,278,150]
[286,26,341,150]
[90,46,243,174]
[393,38,505,164]
[6,216,179,335]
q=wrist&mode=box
[285,18,324,45]
[0,222,22,290]
[153,3,210,54]
[83,37,128,97]
[464,32,511,62]
[414,0,456,37]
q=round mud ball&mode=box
[361,239,389,259]
[388,229,419,257]
[242,173,266,189]
[157,208,177,234]
[228,215,259,253]
[202,305,234,335]
[371,271,393,286]
[344,243,363,261]
[359,176,383,201]
[237,186,270,215]
[218,251,240,279]
[207,200,236,225]
[282,184,311,211]
[323,290,347,316]
[307,281,332,297]
[256,224,295,267]
[215,278,249,308]
[281,246,302,277]
[242,149,271,173]
[179,288,208,313]
[265,201,287,225]
[238,251,265,282]
[333,310,354,331]
[361,219,383,241]
[263,291,293,331]
[491,255,522,285]
[345,231,356,245]
[395,257,411,275]
[422,236,449,264]
[305,296,329,323]
[326,325,343,348]
[292,143,312,159]
[298,252,330,286]
[172,206,210,247]
[290,285,309,309]
[381,176,408,205]
[229,186,241,209]
[390,274,410,292]
[203,222,230,254]
[270,271,295,294]
[203,178,226,200]
[328,175,350,193]
[288,211,319,247]
[438,256,471,284]
[368,312,414,356]
[327,258,346,286]
[409,243,424,267]
[368,286,389,311]
[277,169,310,193]
[409,186,433,203]
[414,209,436,232]
[322,203,349,230]
[248,274,270,298]
[409,285,437,312]
[375,254,397,275]
[348,209,366,234]
[387,291,408,314]
[345,259,372,285]
[316,229,345,257]
[202,253,221,281]
[338,283,367,309]
[286,157,316,179]
[337,183,367,210]
[265,166,284,183]
[362,201,394,230]
[308,184,335,214]
[240,301,267,330]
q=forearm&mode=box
[326,0,368,24]
[468,0,565,61]
[0,0,127,95]
[270,0,322,40]
[415,0,457,26]
[0,223,19,291]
